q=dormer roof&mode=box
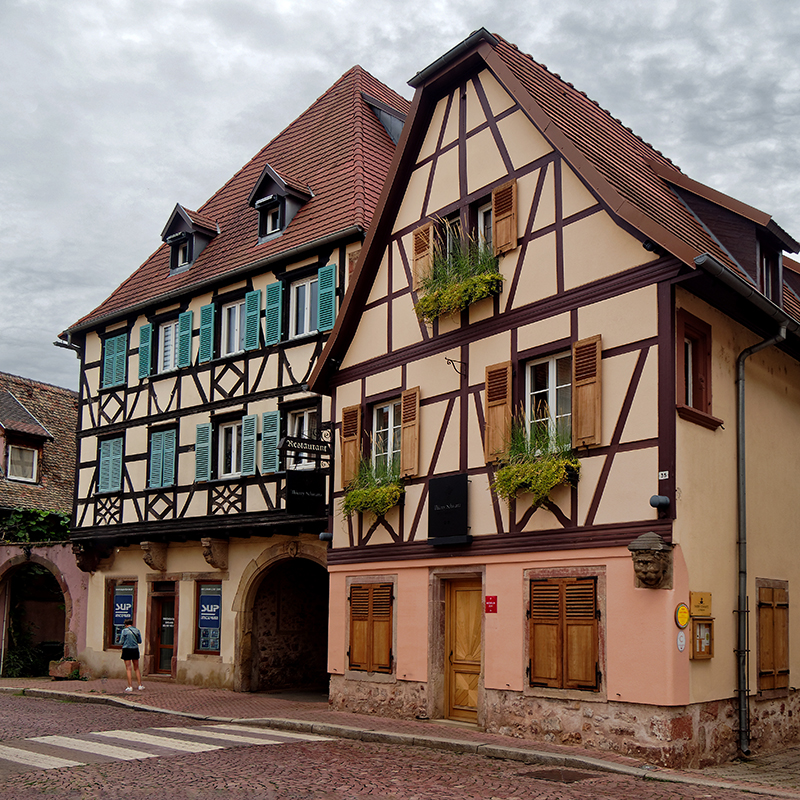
[0,390,52,440]
[247,163,313,208]
[160,204,220,241]
[65,65,410,334]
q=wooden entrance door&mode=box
[445,580,482,722]
[154,595,175,674]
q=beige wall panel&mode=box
[396,568,429,681]
[283,255,318,276]
[81,404,95,429]
[193,370,212,404]
[620,346,658,443]
[392,293,425,351]
[470,472,506,535]
[509,232,558,310]
[465,77,487,132]
[78,468,94,498]
[251,354,279,395]
[600,350,637,448]
[516,313,571,353]
[327,571,347,674]
[480,69,515,117]
[467,395,488,470]
[406,349,461,399]
[334,382,362,414]
[148,376,179,415]
[105,320,127,333]
[366,367,402,398]
[365,520,397,547]
[285,341,317,379]
[126,460,146,491]
[418,94,450,162]
[340,306,387,369]
[561,162,598,218]
[246,484,268,512]
[127,426,147,454]
[85,334,102,364]
[514,169,539,237]
[391,239,409,290]
[403,483,425,539]
[592,447,659,525]
[122,498,139,523]
[468,332,511,387]
[154,303,180,316]
[518,487,570,531]
[427,146,460,216]
[366,251,389,306]
[176,451,193,486]
[579,285,657,349]
[484,561,525,691]
[180,374,202,408]
[563,212,656,291]
[468,294,496,325]
[496,111,553,172]
[419,399,459,476]
[442,90,459,147]
[466,128,506,196]
[436,313,461,336]
[393,162,432,234]
[85,366,101,396]
[184,490,207,517]
[576,453,604,525]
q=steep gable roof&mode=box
[66,66,409,333]
[310,29,799,392]
[0,391,52,439]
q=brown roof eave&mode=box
[64,225,365,337]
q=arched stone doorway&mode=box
[1,561,65,676]
[250,558,329,692]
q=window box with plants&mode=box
[414,224,504,323]
[492,420,580,509]
[342,459,405,518]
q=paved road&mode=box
[0,694,786,799]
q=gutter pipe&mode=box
[695,253,791,756]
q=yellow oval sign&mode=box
[675,603,690,629]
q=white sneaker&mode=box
[137,685,145,690]
[124,687,133,692]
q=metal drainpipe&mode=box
[735,324,787,756]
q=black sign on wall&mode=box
[428,474,471,546]
[285,470,327,517]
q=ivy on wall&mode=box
[0,509,70,543]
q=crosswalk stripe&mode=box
[152,727,283,746]
[207,724,333,741]
[30,735,156,761]
[91,730,223,753]
[0,744,83,770]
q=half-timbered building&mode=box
[310,30,800,766]
[62,67,409,691]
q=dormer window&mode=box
[256,196,283,239]
[248,163,312,244]
[166,232,193,272]
[161,204,218,274]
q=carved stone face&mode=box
[632,550,668,587]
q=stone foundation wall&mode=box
[329,675,428,720]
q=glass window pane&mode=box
[531,362,549,392]
[295,284,306,335]
[223,426,233,474]
[8,447,35,480]
[237,302,246,351]
[556,356,571,386]
[309,279,318,332]
[225,307,236,354]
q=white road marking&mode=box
[207,724,333,741]
[92,729,223,753]
[0,744,83,770]
[30,735,156,760]
[152,726,285,745]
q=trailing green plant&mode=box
[492,418,580,509]
[342,458,404,518]
[0,508,70,543]
[414,223,503,322]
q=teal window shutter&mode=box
[262,411,280,474]
[318,264,336,332]
[199,304,215,363]
[138,325,152,379]
[109,437,123,492]
[244,290,261,351]
[264,282,283,346]
[241,414,257,476]
[149,431,164,488]
[102,338,116,389]
[162,429,177,487]
[98,440,111,492]
[195,423,212,482]
[177,310,193,368]
[113,334,127,386]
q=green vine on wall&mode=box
[0,508,70,544]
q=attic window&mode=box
[166,232,193,272]
[256,196,283,239]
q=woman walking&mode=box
[120,618,144,692]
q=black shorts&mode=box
[121,647,140,661]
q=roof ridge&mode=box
[0,371,78,395]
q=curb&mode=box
[4,686,800,797]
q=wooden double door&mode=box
[445,580,482,722]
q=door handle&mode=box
[449,650,453,664]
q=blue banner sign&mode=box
[113,585,135,626]
[198,584,221,652]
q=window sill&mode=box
[5,476,38,484]
[188,652,222,662]
[288,331,320,344]
[344,669,396,683]
[756,687,790,701]
[676,404,724,430]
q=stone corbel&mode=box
[628,531,673,590]
[201,538,228,570]
[72,542,113,572]
[141,541,168,572]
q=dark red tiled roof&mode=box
[182,208,219,233]
[68,66,409,332]
[0,373,77,515]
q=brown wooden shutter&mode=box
[400,386,420,478]
[340,405,362,487]
[484,362,512,463]
[412,223,433,289]
[492,179,517,255]
[563,579,599,690]
[529,580,561,688]
[759,585,790,691]
[572,335,602,448]
[348,583,393,673]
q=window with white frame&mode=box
[286,407,319,469]
[478,202,492,251]
[177,240,190,266]
[158,320,180,372]
[219,420,243,478]
[372,399,401,473]
[527,353,572,444]
[290,275,319,338]
[7,445,37,482]
[221,300,246,356]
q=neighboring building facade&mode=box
[310,30,800,766]
[0,372,87,671]
[63,68,408,690]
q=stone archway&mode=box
[249,557,329,693]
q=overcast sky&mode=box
[2,0,800,391]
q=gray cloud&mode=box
[3,0,800,390]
